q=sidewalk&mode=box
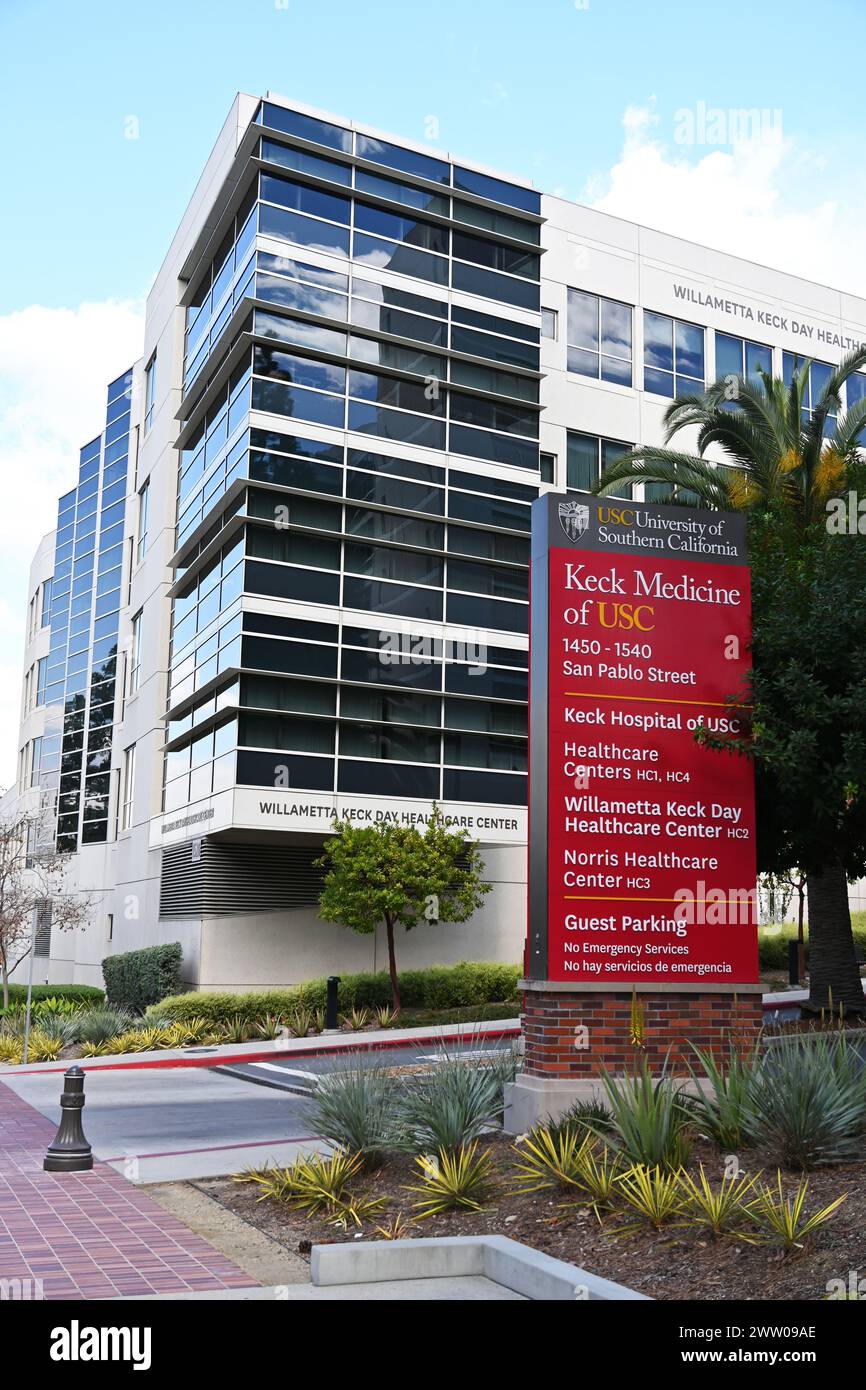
[0,1080,255,1299]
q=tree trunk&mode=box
[1,966,7,1011]
[384,914,401,1013]
[797,881,806,985]
[805,860,864,1015]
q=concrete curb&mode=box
[0,1017,521,1078]
[311,1234,649,1301]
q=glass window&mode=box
[136,480,149,563]
[129,611,142,693]
[541,308,558,340]
[644,312,704,397]
[120,744,135,832]
[144,355,156,433]
[783,352,838,435]
[567,290,632,385]
[567,432,633,499]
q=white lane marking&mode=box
[417,1049,504,1062]
[250,1063,318,1082]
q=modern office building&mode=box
[6,92,866,989]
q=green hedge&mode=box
[148,960,522,1024]
[758,916,866,970]
[103,943,184,1014]
[4,984,104,1007]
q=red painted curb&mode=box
[4,1024,523,1078]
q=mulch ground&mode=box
[195,1134,866,1301]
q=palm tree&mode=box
[595,346,866,1014]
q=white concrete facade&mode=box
[8,94,864,991]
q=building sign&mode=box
[527,492,757,985]
[151,789,526,849]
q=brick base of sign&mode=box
[522,984,763,1077]
[503,981,764,1133]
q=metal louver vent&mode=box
[34,900,52,956]
[159,840,325,918]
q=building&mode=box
[6,92,866,990]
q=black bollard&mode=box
[788,940,801,988]
[44,1066,93,1172]
[325,975,341,1031]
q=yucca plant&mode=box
[406,1142,495,1218]
[283,1151,365,1216]
[396,1054,507,1154]
[544,1098,615,1145]
[163,1017,210,1045]
[288,1006,315,1038]
[311,1062,399,1167]
[26,1032,64,1062]
[133,1026,172,1052]
[79,1040,108,1058]
[510,1125,586,1194]
[312,1008,325,1034]
[615,1164,688,1233]
[569,1140,628,1219]
[374,1006,397,1029]
[74,1007,134,1045]
[326,1193,388,1230]
[750,1172,847,1249]
[0,1038,23,1065]
[686,1042,757,1150]
[104,1031,144,1054]
[678,1165,763,1240]
[342,1007,371,1033]
[600,1060,693,1169]
[374,1212,412,1240]
[745,1034,866,1168]
[30,1013,79,1046]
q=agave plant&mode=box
[750,1172,848,1249]
[406,1142,495,1218]
[600,1060,693,1169]
[342,1007,371,1033]
[745,1034,866,1168]
[221,1014,255,1044]
[311,1062,399,1167]
[374,1006,397,1030]
[288,1006,315,1038]
[0,1037,23,1065]
[374,1212,412,1241]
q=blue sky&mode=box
[2,0,864,312]
[1,0,865,782]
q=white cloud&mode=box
[0,299,144,785]
[584,102,866,299]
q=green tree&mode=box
[596,350,866,1014]
[316,805,491,1011]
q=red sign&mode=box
[527,494,758,985]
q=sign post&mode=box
[506,492,763,1130]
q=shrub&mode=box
[686,1042,757,1150]
[396,1051,511,1154]
[542,1099,615,1146]
[310,1063,399,1166]
[757,919,866,971]
[750,1173,847,1248]
[510,1126,586,1193]
[615,1165,688,1233]
[406,1143,495,1217]
[103,943,183,1014]
[601,1060,693,1169]
[147,961,521,1025]
[3,984,103,1009]
[745,1034,866,1168]
[678,1166,762,1239]
[74,1007,134,1045]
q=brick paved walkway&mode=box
[0,1080,253,1298]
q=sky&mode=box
[1,0,865,781]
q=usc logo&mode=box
[598,603,655,631]
[597,506,635,525]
